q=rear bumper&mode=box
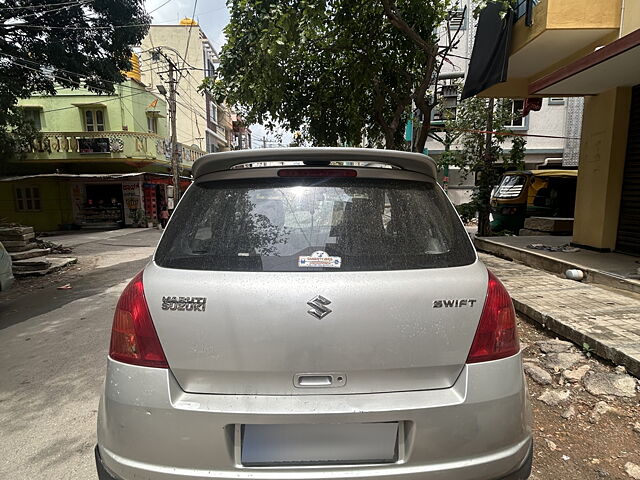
[97,354,532,480]
[96,443,533,480]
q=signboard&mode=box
[122,182,141,225]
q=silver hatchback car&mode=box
[96,148,532,480]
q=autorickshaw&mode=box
[490,169,578,233]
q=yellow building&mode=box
[139,19,233,153]
[466,0,640,255]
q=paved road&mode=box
[0,229,161,480]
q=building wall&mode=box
[622,0,640,35]
[570,0,640,250]
[141,25,213,151]
[18,79,166,135]
[573,88,632,250]
[0,178,74,232]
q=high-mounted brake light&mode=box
[277,168,357,177]
[466,271,519,363]
[109,271,169,368]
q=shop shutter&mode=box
[616,85,640,255]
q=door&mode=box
[616,85,640,255]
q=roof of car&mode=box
[192,147,437,179]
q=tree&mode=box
[207,0,501,150]
[0,0,150,158]
[441,96,527,236]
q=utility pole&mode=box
[167,60,180,204]
[263,137,267,149]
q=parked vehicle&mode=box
[0,242,15,293]
[490,169,578,233]
[96,148,532,480]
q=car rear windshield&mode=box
[155,177,476,271]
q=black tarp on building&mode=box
[461,3,515,100]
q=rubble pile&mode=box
[0,225,76,276]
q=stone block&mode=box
[524,217,574,233]
[2,242,38,252]
[0,226,34,238]
[9,248,51,261]
[519,228,551,236]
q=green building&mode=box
[1,60,203,231]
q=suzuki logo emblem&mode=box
[307,295,332,319]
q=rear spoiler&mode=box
[192,148,437,180]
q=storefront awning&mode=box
[530,29,640,96]
[0,173,192,182]
[0,173,144,182]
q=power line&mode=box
[1,52,195,111]
[5,60,153,114]
[5,1,92,19]
[6,22,150,30]
[147,0,175,15]
[0,0,91,10]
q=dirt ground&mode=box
[518,317,640,480]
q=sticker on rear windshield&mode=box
[298,251,342,268]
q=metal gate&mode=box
[616,85,640,255]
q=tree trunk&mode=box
[414,104,433,153]
[384,129,396,149]
[477,98,495,237]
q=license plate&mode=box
[239,422,401,466]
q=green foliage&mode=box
[0,109,41,173]
[443,97,528,236]
[455,202,477,224]
[0,0,150,158]
[208,0,506,149]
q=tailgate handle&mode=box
[294,374,346,388]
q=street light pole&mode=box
[167,60,180,204]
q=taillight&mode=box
[466,271,519,363]
[109,271,168,368]
[277,168,357,177]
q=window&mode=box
[448,10,466,30]
[155,178,476,272]
[206,60,216,78]
[549,97,565,105]
[15,186,41,211]
[147,116,158,134]
[84,109,105,132]
[505,100,526,128]
[22,108,42,130]
[209,102,218,123]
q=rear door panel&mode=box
[144,261,488,395]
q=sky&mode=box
[144,0,292,148]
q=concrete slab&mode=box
[13,257,78,277]
[475,235,640,294]
[481,253,640,377]
[9,248,51,261]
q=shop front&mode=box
[70,174,145,229]
[0,173,193,232]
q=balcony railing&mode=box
[25,131,205,167]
